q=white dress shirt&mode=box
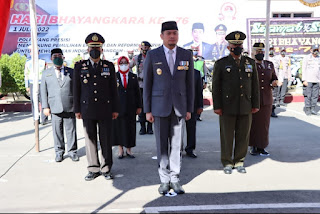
[119,71,129,87]
[55,65,64,81]
[163,45,177,66]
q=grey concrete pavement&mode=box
[0,102,320,213]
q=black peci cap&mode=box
[225,31,246,44]
[161,21,178,33]
[85,32,105,47]
[51,48,63,56]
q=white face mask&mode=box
[119,64,129,72]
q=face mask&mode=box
[128,54,133,59]
[53,57,63,66]
[255,53,264,61]
[193,51,198,56]
[142,49,148,55]
[269,50,274,56]
[230,46,243,56]
[119,64,129,72]
[281,51,285,55]
[89,49,101,59]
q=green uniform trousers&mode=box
[219,113,252,167]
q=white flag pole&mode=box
[29,0,40,152]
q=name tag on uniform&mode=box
[245,64,253,73]
[81,69,89,74]
[101,67,110,76]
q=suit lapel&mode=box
[60,67,69,87]
[159,46,172,76]
[116,72,124,89]
[173,47,181,76]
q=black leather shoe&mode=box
[197,117,202,121]
[223,166,233,174]
[118,154,124,159]
[236,166,247,173]
[170,182,185,194]
[158,183,170,195]
[70,153,79,161]
[139,128,146,135]
[186,152,197,158]
[259,148,270,156]
[126,152,135,159]
[271,112,278,118]
[85,171,100,181]
[102,171,113,180]
[147,129,154,134]
[250,147,259,156]
[55,154,63,162]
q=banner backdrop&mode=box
[2,0,320,63]
[2,0,250,62]
[247,18,320,55]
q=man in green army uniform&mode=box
[212,31,260,174]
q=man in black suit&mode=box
[73,32,120,181]
[185,67,203,158]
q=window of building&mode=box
[273,12,312,18]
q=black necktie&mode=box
[94,63,97,70]
[235,58,240,66]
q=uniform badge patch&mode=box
[157,68,162,75]
[225,65,232,72]
[83,79,88,84]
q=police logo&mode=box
[235,33,240,40]
[227,68,231,72]
[157,68,162,75]
[225,65,232,72]
[92,34,98,41]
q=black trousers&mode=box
[82,118,113,173]
[185,111,197,153]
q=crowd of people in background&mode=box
[17,20,320,196]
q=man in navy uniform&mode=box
[212,24,229,61]
[73,33,120,181]
[144,21,194,195]
[212,31,260,174]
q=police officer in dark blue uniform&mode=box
[73,33,120,181]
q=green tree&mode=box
[0,53,27,96]
[70,54,82,68]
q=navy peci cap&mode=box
[161,21,178,33]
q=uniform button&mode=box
[240,85,243,88]
[262,73,264,76]
[107,100,110,103]
[240,77,242,80]
[261,87,264,89]
[262,80,264,82]
[94,75,96,78]
[94,83,97,85]
[226,95,229,98]
[94,98,98,101]
[240,94,244,97]
[94,90,97,94]
[83,101,86,103]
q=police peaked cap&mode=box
[192,23,204,31]
[225,31,246,44]
[215,24,227,32]
[51,48,63,56]
[141,41,151,47]
[312,44,319,51]
[161,21,178,32]
[253,42,265,51]
[85,32,105,47]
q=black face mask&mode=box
[231,46,243,56]
[255,53,264,61]
[269,50,274,56]
[89,49,101,59]
[142,49,148,55]
[128,54,133,59]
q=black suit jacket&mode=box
[116,72,142,117]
